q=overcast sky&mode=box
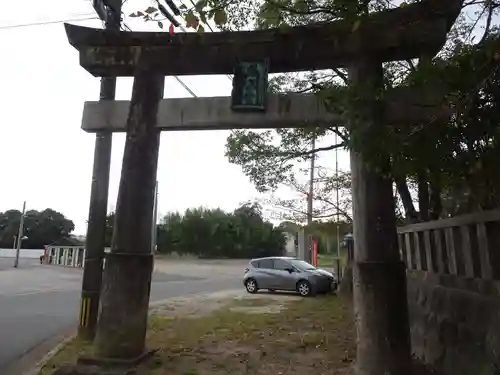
[0,0,350,235]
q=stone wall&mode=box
[0,248,44,258]
[407,270,500,375]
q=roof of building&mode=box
[46,236,84,247]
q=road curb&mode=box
[25,333,76,375]
[23,289,243,375]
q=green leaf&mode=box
[184,11,199,29]
[145,6,157,14]
[213,9,228,26]
[194,0,207,12]
[258,3,281,28]
[294,0,308,12]
[179,4,188,10]
[129,11,144,17]
[197,24,205,33]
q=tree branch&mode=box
[478,1,497,44]
[264,0,342,17]
[280,142,345,163]
[332,68,349,84]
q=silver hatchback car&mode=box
[243,256,337,297]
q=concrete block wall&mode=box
[0,248,44,258]
[398,209,500,375]
[407,271,500,375]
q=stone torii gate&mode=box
[65,0,461,373]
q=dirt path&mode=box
[149,290,298,318]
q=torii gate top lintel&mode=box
[65,0,462,77]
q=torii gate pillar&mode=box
[93,71,164,359]
[349,60,411,375]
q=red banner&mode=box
[312,239,318,266]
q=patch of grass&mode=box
[41,296,355,375]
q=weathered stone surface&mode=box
[407,270,500,375]
[65,0,462,77]
[94,72,164,359]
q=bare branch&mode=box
[279,142,345,166]
[478,1,497,44]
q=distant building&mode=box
[72,234,86,243]
[45,236,85,267]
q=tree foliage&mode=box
[0,208,75,249]
[130,203,287,258]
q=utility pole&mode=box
[335,133,342,279]
[13,201,26,268]
[151,181,159,254]
[78,0,121,341]
[304,136,315,265]
[307,136,315,226]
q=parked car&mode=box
[243,256,337,297]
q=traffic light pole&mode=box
[78,0,121,341]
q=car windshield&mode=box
[289,259,316,271]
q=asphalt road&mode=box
[0,258,243,374]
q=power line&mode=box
[0,15,98,30]
[1,9,208,98]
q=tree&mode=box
[0,208,75,249]
[260,167,352,223]
[392,34,500,219]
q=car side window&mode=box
[250,260,259,268]
[273,259,290,271]
[258,259,273,269]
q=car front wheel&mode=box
[297,280,313,297]
[245,278,258,294]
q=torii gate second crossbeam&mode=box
[80,89,450,133]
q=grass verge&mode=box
[41,294,355,375]
[317,253,348,269]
